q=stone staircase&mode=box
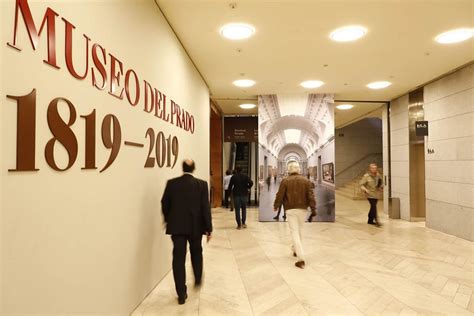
[336,169,384,200]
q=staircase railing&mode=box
[335,153,382,176]
[336,153,382,188]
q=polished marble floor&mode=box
[132,194,474,316]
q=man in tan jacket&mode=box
[273,161,316,269]
[360,163,383,226]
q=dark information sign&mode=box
[415,121,429,136]
[224,117,258,142]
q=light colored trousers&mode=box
[286,208,306,262]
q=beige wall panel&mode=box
[1,0,209,314]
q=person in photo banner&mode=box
[273,162,316,269]
[360,163,384,227]
[161,159,213,305]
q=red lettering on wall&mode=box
[63,18,90,80]
[171,101,177,125]
[156,90,169,122]
[108,54,124,99]
[125,69,140,106]
[6,1,197,135]
[143,80,155,113]
[7,0,60,69]
[189,115,195,134]
[91,43,107,90]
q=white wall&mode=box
[424,65,473,241]
[389,95,411,220]
[1,0,209,314]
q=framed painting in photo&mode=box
[322,163,334,183]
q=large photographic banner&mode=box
[258,94,335,222]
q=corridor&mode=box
[1,0,472,314]
[133,194,474,316]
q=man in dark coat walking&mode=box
[228,166,253,229]
[161,159,213,304]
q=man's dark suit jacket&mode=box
[161,174,213,236]
[229,173,253,196]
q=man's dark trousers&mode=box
[234,195,248,226]
[171,234,203,298]
[367,198,378,224]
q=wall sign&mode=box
[224,117,258,142]
[415,120,429,136]
[5,0,195,172]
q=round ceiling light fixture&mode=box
[300,80,324,89]
[336,104,354,110]
[435,28,474,44]
[330,25,367,42]
[239,103,256,109]
[367,81,392,89]
[233,79,256,87]
[220,23,255,40]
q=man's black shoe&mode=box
[178,294,188,305]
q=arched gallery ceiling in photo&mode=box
[259,94,334,161]
[157,0,473,120]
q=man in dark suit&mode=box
[228,166,253,229]
[161,159,213,305]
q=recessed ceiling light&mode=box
[300,80,324,89]
[220,23,255,40]
[435,28,474,44]
[336,104,354,110]
[233,79,256,87]
[367,81,392,89]
[239,103,256,109]
[330,25,367,42]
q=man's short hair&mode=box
[287,161,300,174]
[235,166,242,173]
[182,159,195,173]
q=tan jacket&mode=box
[274,174,316,211]
[359,172,382,199]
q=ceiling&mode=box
[334,102,384,128]
[156,0,473,115]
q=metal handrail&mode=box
[335,152,382,176]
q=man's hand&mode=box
[274,208,278,212]
[205,232,212,243]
